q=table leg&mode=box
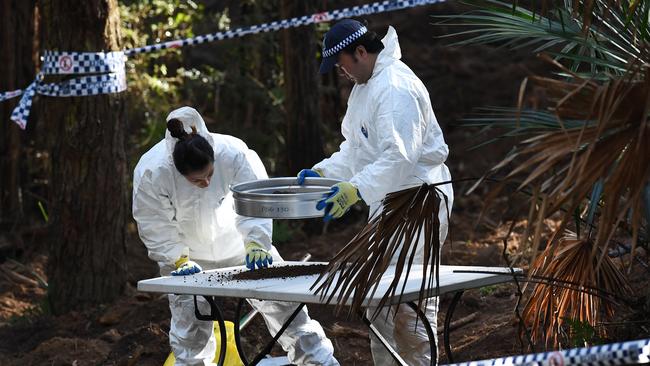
[360,312,410,365]
[405,301,437,366]
[193,295,228,366]
[361,302,438,366]
[234,299,251,365]
[444,291,464,363]
[233,301,307,366]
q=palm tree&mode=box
[437,0,649,348]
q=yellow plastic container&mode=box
[163,321,243,366]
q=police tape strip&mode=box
[10,69,128,129]
[2,0,446,129]
[9,51,127,129]
[9,81,37,130]
[0,89,24,101]
[442,338,650,366]
[41,50,125,75]
[126,0,444,56]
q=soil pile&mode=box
[231,264,327,281]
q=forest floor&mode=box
[1,2,649,365]
[1,217,648,366]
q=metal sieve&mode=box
[230,177,340,219]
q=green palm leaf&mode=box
[435,0,649,75]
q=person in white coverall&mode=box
[133,106,339,366]
[296,19,454,365]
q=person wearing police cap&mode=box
[296,19,454,365]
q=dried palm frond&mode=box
[310,183,448,319]
[522,234,633,348]
[438,0,650,348]
[442,0,650,266]
[462,62,650,271]
[499,63,650,261]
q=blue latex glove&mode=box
[171,249,202,276]
[316,182,361,221]
[296,168,323,185]
[245,241,273,270]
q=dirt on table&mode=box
[1,3,649,366]
[231,264,328,281]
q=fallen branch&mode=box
[328,322,368,338]
[8,259,48,288]
[0,265,39,287]
[438,312,478,334]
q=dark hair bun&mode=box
[167,118,188,140]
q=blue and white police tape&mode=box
[126,0,445,56]
[443,338,650,366]
[3,0,446,128]
[0,89,24,102]
[10,51,126,129]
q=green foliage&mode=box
[479,285,497,296]
[459,107,597,149]
[7,297,50,326]
[437,0,650,78]
[119,1,289,174]
[37,201,48,223]
[562,317,602,347]
[272,220,295,244]
[120,0,209,163]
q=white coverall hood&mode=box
[372,26,401,75]
[312,26,453,366]
[164,106,215,158]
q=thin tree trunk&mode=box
[0,0,37,224]
[280,0,325,176]
[40,0,127,314]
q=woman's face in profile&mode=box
[184,163,214,188]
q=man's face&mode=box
[184,163,214,188]
[336,47,372,84]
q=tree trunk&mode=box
[40,0,127,314]
[280,0,325,176]
[0,0,37,224]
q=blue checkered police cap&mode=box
[319,19,368,74]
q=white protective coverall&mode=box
[133,107,338,366]
[313,27,454,366]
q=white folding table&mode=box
[138,262,522,366]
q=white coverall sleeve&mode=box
[232,150,273,250]
[132,171,184,265]
[350,87,428,205]
[312,122,355,181]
